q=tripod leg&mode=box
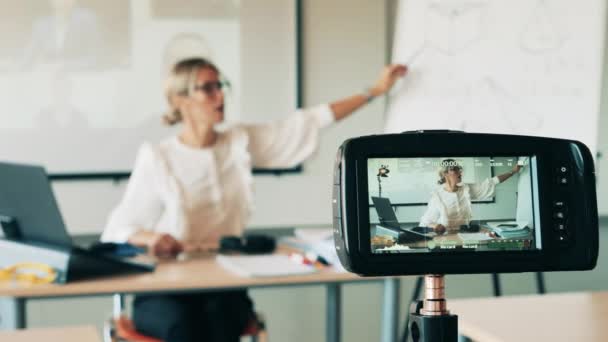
[491,273,502,297]
[535,272,546,294]
[400,276,424,342]
[381,278,401,342]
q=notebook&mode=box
[216,254,317,278]
[458,232,496,242]
[486,221,529,231]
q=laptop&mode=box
[0,162,154,280]
[371,196,435,240]
[371,196,402,229]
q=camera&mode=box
[332,130,599,276]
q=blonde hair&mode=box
[437,159,462,185]
[162,57,219,126]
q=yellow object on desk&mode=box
[0,262,57,285]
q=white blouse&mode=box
[101,104,334,244]
[419,177,500,229]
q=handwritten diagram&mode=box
[387,0,604,156]
[424,0,488,55]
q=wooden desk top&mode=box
[0,248,373,298]
[0,326,101,342]
[373,224,533,251]
[449,291,608,342]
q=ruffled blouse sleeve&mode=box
[241,104,335,168]
[101,143,164,243]
[468,176,500,201]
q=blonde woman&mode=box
[101,57,407,342]
[419,159,522,235]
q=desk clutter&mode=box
[486,221,531,239]
[280,227,345,272]
[0,238,153,284]
[219,234,277,254]
[0,262,57,285]
[214,228,343,277]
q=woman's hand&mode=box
[497,163,524,183]
[512,164,522,174]
[432,224,447,235]
[147,233,183,258]
[370,64,408,96]
[328,64,408,121]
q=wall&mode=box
[30,1,390,342]
[51,0,388,236]
[51,2,608,235]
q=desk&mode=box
[450,291,608,342]
[374,224,533,252]
[0,248,402,342]
[0,325,101,342]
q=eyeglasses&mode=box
[193,80,230,96]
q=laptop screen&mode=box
[371,196,400,228]
[0,162,72,247]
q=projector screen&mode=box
[0,0,298,175]
[386,0,606,156]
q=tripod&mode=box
[401,272,546,342]
[405,275,458,342]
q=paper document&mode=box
[216,254,317,278]
[458,233,495,241]
[486,221,529,231]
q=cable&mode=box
[400,276,424,342]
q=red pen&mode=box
[289,253,313,266]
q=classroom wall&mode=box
[50,2,608,236]
[25,1,608,342]
[50,0,388,235]
[30,1,390,342]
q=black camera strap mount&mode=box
[407,275,458,342]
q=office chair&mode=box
[103,294,268,342]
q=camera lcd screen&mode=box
[368,156,542,254]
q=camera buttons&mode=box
[332,217,348,254]
[556,232,570,243]
[334,164,341,185]
[556,166,569,174]
[332,185,342,217]
[555,165,570,185]
[553,222,567,232]
[333,217,342,238]
[553,200,567,208]
[553,211,567,220]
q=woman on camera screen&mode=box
[419,159,521,234]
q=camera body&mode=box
[332,130,598,276]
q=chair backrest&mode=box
[106,293,268,342]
